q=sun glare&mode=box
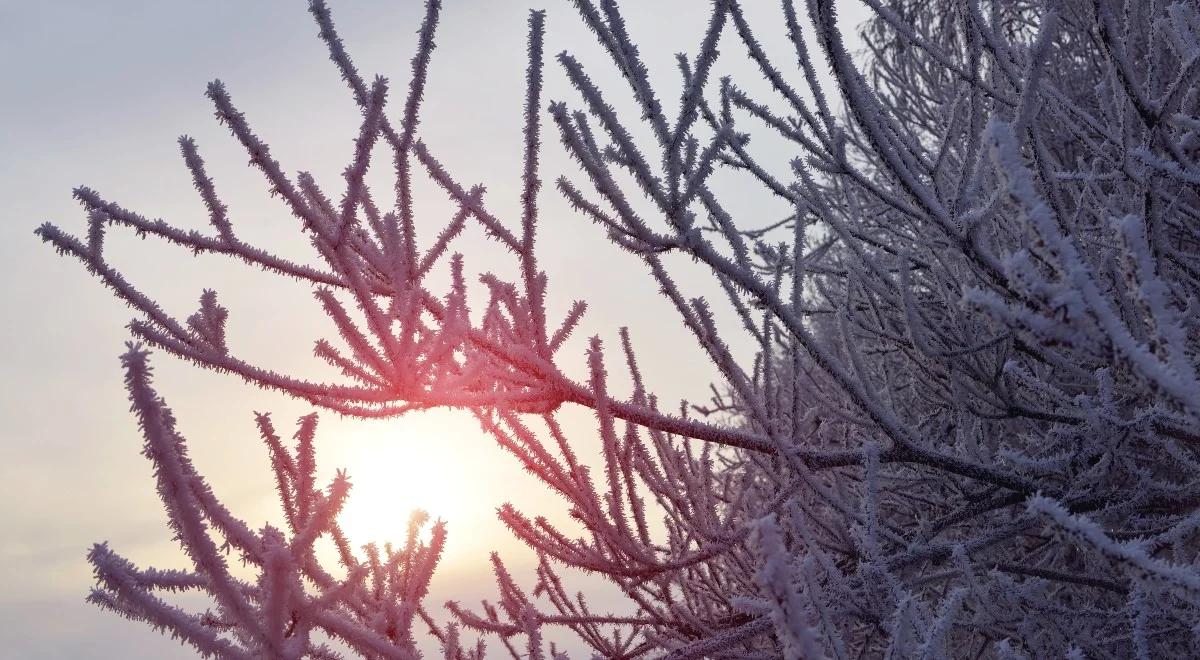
[335,445,458,546]
[324,410,499,558]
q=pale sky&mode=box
[1,1,867,656]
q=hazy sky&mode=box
[1,1,867,656]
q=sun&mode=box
[335,443,459,546]
[319,409,499,557]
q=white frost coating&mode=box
[752,515,827,660]
[40,0,1200,656]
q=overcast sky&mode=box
[0,1,868,656]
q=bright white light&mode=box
[320,409,501,562]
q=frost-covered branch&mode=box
[46,0,1200,656]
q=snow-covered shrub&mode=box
[41,0,1200,656]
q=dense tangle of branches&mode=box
[40,0,1200,657]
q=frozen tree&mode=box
[89,345,465,659]
[40,0,1200,657]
